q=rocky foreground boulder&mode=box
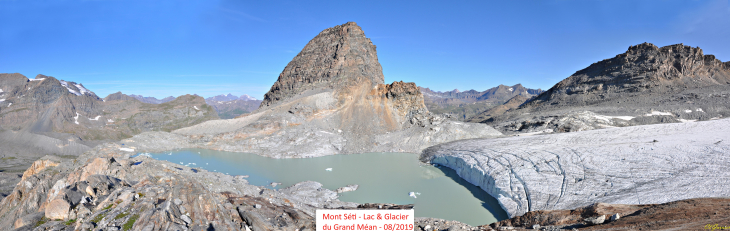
[125,22,502,158]
[421,118,730,218]
[0,143,363,230]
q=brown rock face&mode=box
[21,159,60,180]
[371,81,427,121]
[261,22,384,108]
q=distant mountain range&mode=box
[128,94,175,104]
[123,93,262,119]
[419,84,544,121]
[206,93,257,102]
[204,94,261,119]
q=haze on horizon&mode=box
[1,0,729,100]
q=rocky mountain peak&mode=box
[527,43,730,108]
[105,92,138,101]
[206,94,239,102]
[261,21,384,107]
[626,42,659,53]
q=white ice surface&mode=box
[59,80,81,96]
[427,118,730,218]
[592,114,635,122]
[74,84,89,95]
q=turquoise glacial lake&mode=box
[147,149,507,226]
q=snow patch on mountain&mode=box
[239,94,257,101]
[75,83,90,95]
[59,80,81,96]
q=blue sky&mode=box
[2,0,729,100]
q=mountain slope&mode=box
[128,94,175,104]
[0,74,219,141]
[466,94,532,123]
[481,43,730,134]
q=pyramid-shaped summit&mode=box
[261,22,384,107]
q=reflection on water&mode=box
[148,149,508,226]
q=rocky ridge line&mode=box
[481,43,730,134]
